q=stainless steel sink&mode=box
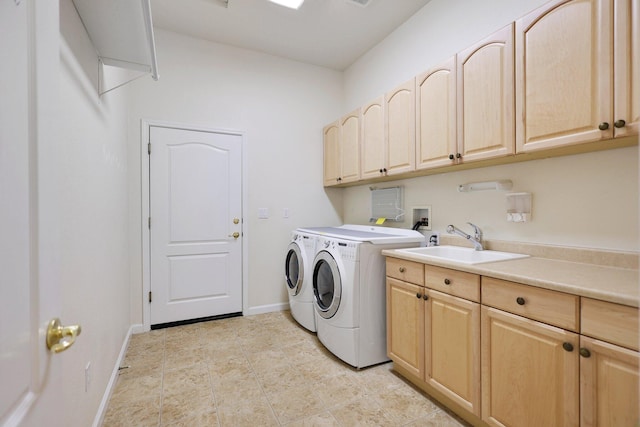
[395,245,529,265]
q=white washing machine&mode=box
[284,230,317,332]
[299,225,424,368]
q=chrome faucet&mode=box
[446,223,483,251]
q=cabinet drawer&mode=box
[425,265,480,302]
[481,277,579,331]
[581,298,639,351]
[386,258,424,285]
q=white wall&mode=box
[51,1,133,425]
[341,0,639,252]
[127,30,344,321]
[343,147,639,251]
[344,0,551,111]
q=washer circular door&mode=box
[312,250,342,319]
[285,242,304,296]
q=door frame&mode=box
[140,119,248,331]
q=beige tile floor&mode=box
[102,311,468,427]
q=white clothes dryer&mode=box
[301,225,424,368]
[284,230,317,332]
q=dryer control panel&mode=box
[335,241,358,262]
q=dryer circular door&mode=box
[312,251,342,319]
[285,242,304,296]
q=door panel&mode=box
[1,1,62,425]
[150,126,242,325]
[0,0,32,420]
[580,336,640,427]
[168,143,230,242]
[385,79,416,175]
[515,0,611,151]
[481,307,579,427]
[360,98,385,179]
[416,57,457,169]
[614,0,640,137]
[426,290,480,415]
[457,24,515,161]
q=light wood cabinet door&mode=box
[457,24,515,163]
[387,277,424,378]
[385,79,416,175]
[614,0,640,138]
[323,121,340,186]
[425,289,480,416]
[481,306,579,427]
[579,336,640,427]
[416,57,457,170]
[361,97,385,179]
[340,109,360,184]
[515,0,612,152]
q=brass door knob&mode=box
[233,218,240,224]
[46,318,81,354]
[229,232,240,239]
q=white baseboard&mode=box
[92,325,135,427]
[130,323,147,334]
[243,302,289,317]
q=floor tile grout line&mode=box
[105,313,467,427]
[238,339,282,425]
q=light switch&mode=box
[258,208,269,219]
[283,208,290,218]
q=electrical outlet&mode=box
[85,362,91,392]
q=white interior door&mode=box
[149,126,243,326]
[1,1,64,425]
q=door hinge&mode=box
[148,217,151,229]
[148,291,152,303]
[148,142,151,155]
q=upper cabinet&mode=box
[613,0,640,138]
[360,80,416,182]
[361,97,386,180]
[515,0,638,152]
[385,79,416,175]
[515,0,610,152]
[322,0,638,187]
[416,57,458,170]
[457,24,515,163]
[323,121,340,186]
[340,110,361,184]
[323,110,361,186]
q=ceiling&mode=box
[150,0,432,70]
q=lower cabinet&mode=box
[579,335,639,427]
[481,306,579,427]
[580,297,640,427]
[427,290,480,416]
[386,277,424,378]
[386,261,481,417]
[385,256,639,427]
